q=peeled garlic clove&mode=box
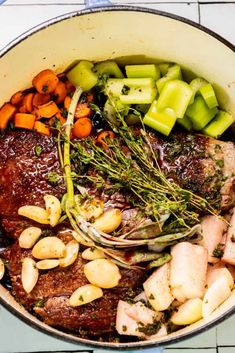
[60,240,79,268]
[0,259,5,280]
[22,258,39,293]
[36,259,60,270]
[19,227,42,249]
[44,195,62,227]
[18,206,50,225]
[84,259,121,289]
[82,247,106,261]
[71,230,95,247]
[69,284,103,307]
[79,199,104,221]
[32,237,66,259]
[93,208,122,234]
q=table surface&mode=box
[0,1,235,352]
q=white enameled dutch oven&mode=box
[0,0,235,351]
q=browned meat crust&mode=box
[0,129,234,338]
[0,130,65,217]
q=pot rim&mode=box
[0,4,234,350]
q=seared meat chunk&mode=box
[151,133,235,209]
[0,130,65,217]
[2,236,145,336]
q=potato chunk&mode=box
[170,242,208,302]
[143,263,173,311]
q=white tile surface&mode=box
[0,4,83,49]
[200,3,235,45]
[0,1,235,352]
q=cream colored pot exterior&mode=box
[0,6,234,350]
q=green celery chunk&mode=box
[156,64,182,93]
[156,80,193,119]
[199,83,218,109]
[203,110,235,138]
[104,98,129,125]
[125,64,160,80]
[67,60,98,91]
[186,96,218,130]
[189,77,208,104]
[177,115,193,131]
[106,78,157,104]
[95,61,124,78]
[143,101,177,136]
[159,63,171,76]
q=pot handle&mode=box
[85,0,113,8]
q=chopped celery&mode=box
[189,77,208,104]
[203,110,235,138]
[159,63,171,76]
[106,79,124,97]
[143,101,177,136]
[156,80,193,119]
[125,64,160,80]
[67,60,98,91]
[156,64,182,93]
[186,96,218,130]
[104,98,129,125]
[106,78,157,105]
[199,83,218,109]
[177,115,193,131]
[125,114,141,126]
[95,61,124,78]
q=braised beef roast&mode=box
[0,130,234,337]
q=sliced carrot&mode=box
[34,121,50,136]
[72,117,92,138]
[96,131,115,148]
[10,91,24,106]
[21,93,34,113]
[35,101,59,119]
[53,81,67,104]
[0,103,17,129]
[65,80,75,94]
[14,113,36,130]
[75,103,92,119]
[86,93,94,103]
[55,112,66,125]
[32,69,59,94]
[33,93,50,108]
[64,96,71,111]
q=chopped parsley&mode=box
[42,85,49,93]
[213,243,224,259]
[122,85,130,95]
[35,145,43,157]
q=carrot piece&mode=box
[96,131,115,148]
[74,103,92,119]
[0,103,17,129]
[14,113,36,130]
[53,81,67,104]
[72,117,92,138]
[10,91,24,106]
[55,112,66,125]
[35,101,59,119]
[64,96,71,111]
[21,93,34,113]
[34,121,50,136]
[65,80,75,94]
[33,93,50,108]
[32,69,59,94]
[86,93,94,103]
